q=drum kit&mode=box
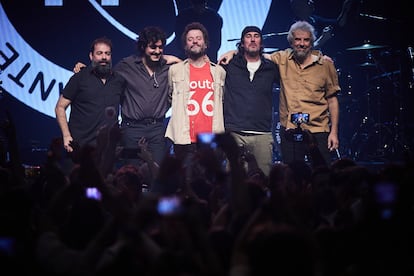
[342,41,409,162]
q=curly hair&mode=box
[136,26,166,55]
[181,21,209,48]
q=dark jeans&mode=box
[121,118,168,165]
[280,127,334,167]
[172,143,197,164]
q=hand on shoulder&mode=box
[73,62,86,73]
[322,55,334,63]
[218,50,237,65]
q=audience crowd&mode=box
[1,114,414,276]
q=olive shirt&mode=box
[269,48,340,132]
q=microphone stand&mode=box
[408,47,414,89]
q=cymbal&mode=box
[370,70,400,81]
[346,43,387,51]
[358,62,376,67]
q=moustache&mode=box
[92,60,112,70]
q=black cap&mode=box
[241,26,262,39]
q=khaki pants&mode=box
[230,132,274,176]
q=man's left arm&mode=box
[327,96,339,151]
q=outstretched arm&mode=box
[218,50,273,65]
[263,53,271,60]
[163,54,182,64]
[136,137,159,185]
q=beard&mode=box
[144,54,162,70]
[293,49,309,64]
[92,60,112,78]
[245,47,261,58]
[185,45,206,60]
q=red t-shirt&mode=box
[188,63,214,142]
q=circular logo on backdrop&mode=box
[0,0,271,118]
[0,0,176,117]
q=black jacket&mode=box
[223,53,279,132]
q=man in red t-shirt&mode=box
[165,22,226,161]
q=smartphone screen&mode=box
[291,113,310,124]
[85,187,102,201]
[157,196,182,216]
[197,132,217,149]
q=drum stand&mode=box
[349,49,409,161]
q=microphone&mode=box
[408,47,414,61]
[335,148,341,159]
[408,47,414,88]
[359,13,387,21]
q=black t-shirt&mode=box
[62,65,125,147]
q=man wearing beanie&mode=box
[220,21,340,168]
[221,26,280,176]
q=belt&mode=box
[233,131,260,136]
[123,117,164,126]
